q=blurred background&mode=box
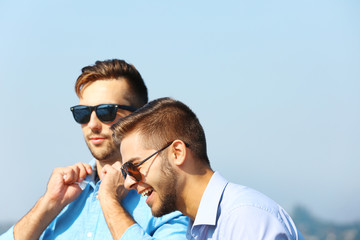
[1,1,359,239]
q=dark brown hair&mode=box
[75,59,148,108]
[111,97,210,165]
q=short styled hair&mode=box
[111,97,210,165]
[75,59,148,108]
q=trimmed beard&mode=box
[152,155,178,217]
[86,139,119,161]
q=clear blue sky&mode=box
[1,0,359,224]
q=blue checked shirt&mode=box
[1,160,189,240]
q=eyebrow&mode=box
[126,157,141,164]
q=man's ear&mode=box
[170,140,187,166]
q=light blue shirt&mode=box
[187,172,304,240]
[1,160,189,240]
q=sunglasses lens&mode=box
[96,105,117,123]
[121,167,127,179]
[124,163,142,181]
[72,106,91,124]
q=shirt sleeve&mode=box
[0,226,15,240]
[217,206,302,240]
[121,212,189,240]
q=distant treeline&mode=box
[292,205,360,240]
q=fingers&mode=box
[100,165,108,179]
[100,163,122,179]
[98,163,129,202]
[112,161,121,170]
[62,163,92,184]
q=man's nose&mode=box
[124,175,138,190]
[87,111,102,131]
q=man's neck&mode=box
[179,167,214,220]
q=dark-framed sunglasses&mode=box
[121,142,173,182]
[70,104,137,124]
[121,141,190,182]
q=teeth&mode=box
[141,189,152,197]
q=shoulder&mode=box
[221,182,279,211]
[217,183,300,240]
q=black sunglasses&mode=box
[70,104,137,124]
[121,142,173,182]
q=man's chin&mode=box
[87,141,119,161]
[89,148,113,161]
[151,209,166,218]
[151,204,176,218]
[91,152,111,161]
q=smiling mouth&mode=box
[141,188,153,197]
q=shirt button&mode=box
[87,232,92,237]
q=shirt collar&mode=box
[193,171,228,226]
[85,159,98,189]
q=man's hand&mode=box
[98,162,135,239]
[43,162,93,207]
[98,162,129,202]
[13,162,92,240]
